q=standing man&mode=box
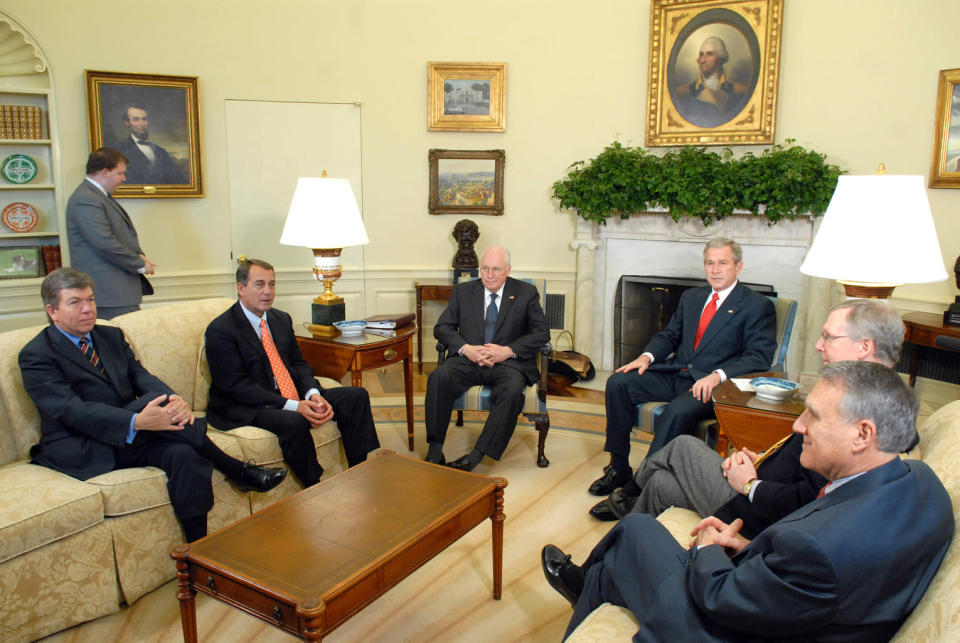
[590,238,776,496]
[545,362,953,641]
[66,147,156,319]
[115,104,187,184]
[588,299,906,536]
[425,246,550,471]
[204,259,380,487]
[19,268,286,543]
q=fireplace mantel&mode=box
[571,212,825,372]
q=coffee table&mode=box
[171,452,506,642]
[711,371,808,456]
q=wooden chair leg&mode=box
[529,414,550,468]
[456,410,464,427]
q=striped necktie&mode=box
[77,338,106,376]
[260,318,299,400]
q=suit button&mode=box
[688,363,694,368]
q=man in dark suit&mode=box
[590,237,777,496]
[589,299,906,531]
[65,147,156,319]
[114,105,188,185]
[425,246,550,472]
[18,268,287,543]
[204,259,380,487]
[544,362,953,641]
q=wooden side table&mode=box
[414,281,454,374]
[711,372,805,456]
[902,311,960,386]
[297,325,416,451]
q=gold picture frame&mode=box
[428,149,504,216]
[85,70,203,198]
[929,68,960,188]
[646,0,784,147]
[427,62,506,132]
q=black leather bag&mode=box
[548,331,596,382]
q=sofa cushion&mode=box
[111,298,235,410]
[0,461,104,563]
[565,602,639,641]
[210,422,342,466]
[0,324,48,465]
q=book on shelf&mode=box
[364,312,415,329]
[41,245,61,274]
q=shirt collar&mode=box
[485,282,506,301]
[54,325,93,348]
[711,280,738,307]
[84,176,108,196]
[238,300,268,335]
[822,471,867,495]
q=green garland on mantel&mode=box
[552,140,844,226]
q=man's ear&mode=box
[858,338,876,361]
[851,418,877,454]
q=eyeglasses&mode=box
[820,332,849,343]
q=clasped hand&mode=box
[462,343,513,367]
[689,516,750,553]
[135,394,194,431]
[297,394,334,428]
[722,448,759,492]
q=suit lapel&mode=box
[47,325,112,383]
[693,283,744,355]
[683,285,712,349]
[90,326,127,385]
[494,278,518,337]
[232,301,268,360]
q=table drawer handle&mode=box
[273,605,283,623]
[206,576,217,593]
[384,348,398,361]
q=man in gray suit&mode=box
[66,147,157,319]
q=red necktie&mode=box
[694,292,719,349]
[817,483,829,498]
[260,319,299,400]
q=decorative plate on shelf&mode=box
[1,202,39,232]
[1,154,38,184]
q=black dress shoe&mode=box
[425,453,446,466]
[588,465,633,496]
[588,489,638,521]
[446,454,477,472]
[237,462,287,492]
[541,544,581,607]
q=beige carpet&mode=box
[42,399,651,643]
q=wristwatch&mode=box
[742,478,758,496]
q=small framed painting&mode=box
[929,68,960,188]
[0,246,43,279]
[427,62,506,132]
[428,149,504,216]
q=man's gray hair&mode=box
[702,36,730,65]
[481,246,511,267]
[703,237,742,263]
[831,299,905,367]
[41,267,93,309]
[820,361,917,454]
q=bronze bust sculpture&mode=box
[452,219,480,275]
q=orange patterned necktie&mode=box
[260,318,298,400]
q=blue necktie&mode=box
[484,292,498,343]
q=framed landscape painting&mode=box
[428,149,504,216]
[646,0,784,146]
[427,62,506,132]
[929,67,960,188]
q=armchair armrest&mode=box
[537,342,553,402]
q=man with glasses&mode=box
[587,299,907,539]
[424,246,549,471]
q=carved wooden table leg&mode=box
[171,544,198,643]
[491,477,507,600]
[299,599,326,642]
[404,348,415,451]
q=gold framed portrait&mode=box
[646,0,784,147]
[85,70,203,198]
[929,68,960,188]
[427,62,506,132]
[428,149,504,216]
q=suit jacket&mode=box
[644,282,777,381]
[18,324,177,480]
[116,136,188,185]
[65,180,145,308]
[636,459,953,642]
[713,433,828,539]
[205,302,325,429]
[434,277,550,385]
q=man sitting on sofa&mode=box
[18,268,287,542]
[545,361,953,641]
[588,299,907,537]
[204,259,380,487]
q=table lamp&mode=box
[279,173,369,336]
[799,169,947,298]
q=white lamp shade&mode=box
[279,177,370,249]
[799,175,947,285]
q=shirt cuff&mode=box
[304,388,320,401]
[642,352,655,364]
[282,399,299,412]
[714,369,728,383]
[748,480,761,502]
[126,415,138,444]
